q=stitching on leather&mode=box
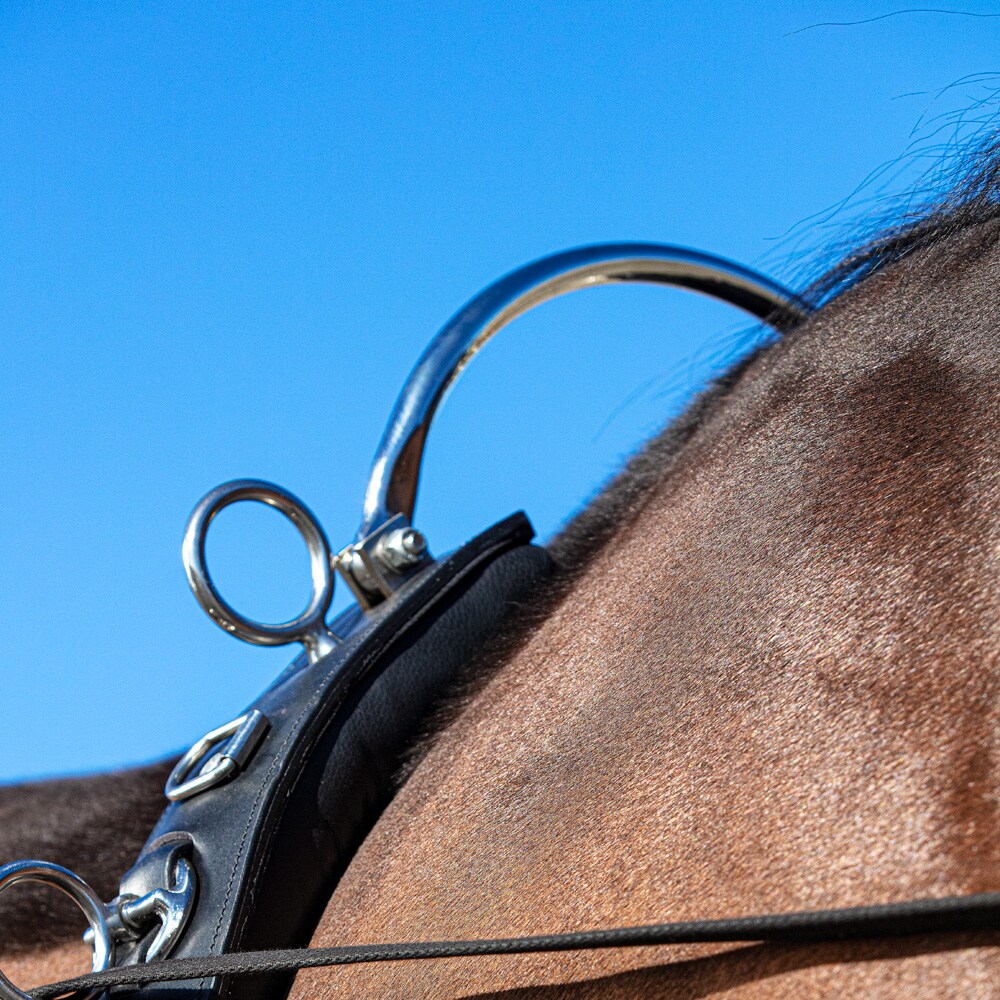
[196,632,358,995]
[196,519,529,997]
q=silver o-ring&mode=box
[0,860,113,1000]
[181,479,337,660]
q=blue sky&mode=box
[1,3,996,780]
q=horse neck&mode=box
[291,220,1000,997]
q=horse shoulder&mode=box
[290,220,1000,998]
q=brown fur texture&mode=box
[287,216,1000,996]
[0,942,90,992]
[0,760,173,955]
[6,145,1000,997]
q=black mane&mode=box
[810,129,1000,304]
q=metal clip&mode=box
[98,837,198,964]
[114,856,196,962]
[165,709,270,802]
[0,841,200,998]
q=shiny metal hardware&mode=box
[182,479,341,662]
[357,242,813,544]
[165,709,270,802]
[113,859,196,962]
[99,838,198,964]
[182,246,809,612]
[335,514,432,609]
[0,860,113,1000]
[377,525,428,572]
[0,847,199,997]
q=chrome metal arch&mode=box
[357,242,813,541]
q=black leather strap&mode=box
[32,892,1000,998]
[118,513,553,1000]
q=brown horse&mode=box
[3,142,999,997]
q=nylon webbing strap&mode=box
[31,892,1000,998]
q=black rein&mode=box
[32,891,1000,998]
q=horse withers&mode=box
[3,149,999,998]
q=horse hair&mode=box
[395,125,1000,782]
[3,128,1000,957]
[0,759,176,954]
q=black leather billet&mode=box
[122,512,553,1000]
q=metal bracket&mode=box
[335,514,431,610]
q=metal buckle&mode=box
[165,709,270,802]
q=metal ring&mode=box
[164,710,270,802]
[357,242,814,539]
[0,860,113,1000]
[182,479,339,662]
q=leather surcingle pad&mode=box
[120,512,552,1000]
